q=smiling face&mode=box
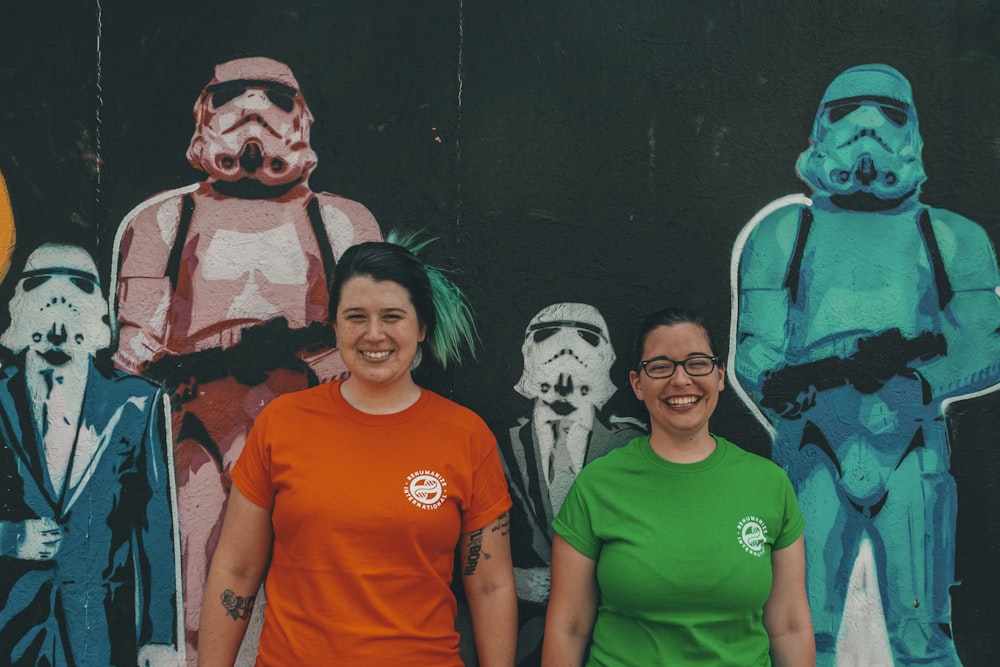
[629,322,724,443]
[333,275,427,391]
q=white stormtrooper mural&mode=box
[111,56,382,662]
[498,302,645,666]
[0,243,180,666]
[731,64,1000,666]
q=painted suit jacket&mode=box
[499,415,645,570]
[0,358,177,666]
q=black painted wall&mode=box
[2,1,999,663]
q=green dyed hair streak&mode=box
[386,229,478,369]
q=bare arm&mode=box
[461,511,517,667]
[541,534,598,667]
[764,535,815,667]
[197,486,274,667]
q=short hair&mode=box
[329,232,476,369]
[631,307,718,371]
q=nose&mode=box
[669,364,695,384]
[554,373,574,397]
[851,104,889,129]
[363,319,385,340]
[236,89,271,111]
[46,323,67,346]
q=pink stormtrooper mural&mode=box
[112,56,382,659]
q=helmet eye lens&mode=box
[828,104,859,123]
[880,106,907,126]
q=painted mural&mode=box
[110,56,382,661]
[0,243,180,666]
[498,302,645,665]
[0,169,14,285]
[730,64,1000,666]
[3,2,1000,664]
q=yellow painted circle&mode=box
[0,169,15,284]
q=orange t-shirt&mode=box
[232,381,511,666]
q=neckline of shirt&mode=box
[636,434,728,473]
[326,379,431,425]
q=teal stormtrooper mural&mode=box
[731,64,1000,665]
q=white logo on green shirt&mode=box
[737,515,768,556]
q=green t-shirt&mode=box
[553,435,805,666]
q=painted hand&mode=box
[15,517,63,560]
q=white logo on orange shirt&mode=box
[404,470,448,510]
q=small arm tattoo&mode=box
[220,589,257,621]
[490,511,510,537]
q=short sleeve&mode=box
[461,423,512,534]
[552,475,601,560]
[232,407,276,510]
[773,471,805,551]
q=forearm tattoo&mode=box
[220,589,257,621]
[463,512,508,575]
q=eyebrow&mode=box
[340,306,411,314]
[643,353,715,361]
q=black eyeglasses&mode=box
[639,355,719,379]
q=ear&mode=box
[716,363,726,391]
[418,322,428,343]
[629,369,644,400]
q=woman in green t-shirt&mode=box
[543,308,814,666]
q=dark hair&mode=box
[328,234,476,369]
[331,240,436,332]
[631,307,719,371]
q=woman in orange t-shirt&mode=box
[199,235,516,666]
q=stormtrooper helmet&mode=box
[796,64,925,204]
[186,56,318,186]
[514,303,617,417]
[1,244,111,363]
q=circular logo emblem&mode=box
[737,515,768,556]
[404,470,448,510]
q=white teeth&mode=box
[362,350,391,359]
[665,396,698,406]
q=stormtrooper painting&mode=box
[0,244,179,666]
[112,56,381,660]
[731,64,1000,666]
[498,303,644,666]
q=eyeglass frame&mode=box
[637,355,721,379]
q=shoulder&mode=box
[576,436,646,481]
[738,195,811,245]
[420,390,491,434]
[924,206,996,256]
[257,383,332,420]
[735,195,812,286]
[312,192,382,255]
[119,184,201,230]
[586,416,646,459]
[98,365,162,399]
[716,436,791,481]
[922,206,999,285]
